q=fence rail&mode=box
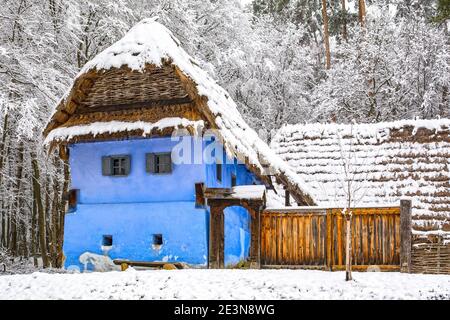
[261,206,403,271]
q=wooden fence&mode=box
[261,205,406,271]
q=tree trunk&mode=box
[341,0,348,41]
[31,192,38,267]
[0,114,8,186]
[440,86,448,117]
[31,155,49,268]
[321,0,331,69]
[10,141,24,256]
[56,158,70,267]
[0,114,8,248]
[358,0,366,27]
[50,157,61,267]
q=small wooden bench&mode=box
[113,259,186,271]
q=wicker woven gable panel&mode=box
[78,65,189,112]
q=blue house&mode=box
[43,18,314,270]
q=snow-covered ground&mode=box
[0,269,449,300]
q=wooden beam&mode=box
[400,199,412,273]
[76,97,193,114]
[249,207,261,269]
[284,189,290,207]
[195,182,205,207]
[209,206,224,269]
[113,260,185,269]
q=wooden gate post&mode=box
[400,199,412,273]
[209,204,224,269]
[249,206,261,269]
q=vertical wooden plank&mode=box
[326,209,333,269]
[315,215,320,265]
[282,214,286,265]
[260,213,265,265]
[310,215,315,264]
[362,214,369,265]
[381,214,386,264]
[287,214,292,264]
[332,212,337,266]
[351,212,357,266]
[271,214,277,265]
[277,214,283,265]
[299,215,304,264]
[395,213,401,265]
[304,215,310,264]
[292,215,297,265]
[377,214,382,264]
[283,214,288,264]
[261,213,270,264]
[326,209,334,270]
[336,212,343,266]
[369,213,375,265]
[322,214,327,265]
[294,215,298,264]
[387,214,394,265]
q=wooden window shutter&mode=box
[123,155,131,175]
[102,156,112,176]
[160,153,172,173]
[146,153,156,173]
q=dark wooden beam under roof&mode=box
[76,96,193,114]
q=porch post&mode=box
[209,204,224,269]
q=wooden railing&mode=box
[261,203,411,271]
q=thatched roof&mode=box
[271,119,450,243]
[43,18,315,206]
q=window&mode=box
[146,153,172,174]
[216,163,222,182]
[231,174,237,187]
[102,155,131,176]
[102,235,113,247]
[153,234,163,246]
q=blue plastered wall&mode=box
[63,136,261,269]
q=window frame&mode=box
[111,156,127,176]
[102,155,131,177]
[146,152,173,174]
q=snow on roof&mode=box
[44,118,205,144]
[232,185,266,200]
[271,118,450,239]
[45,18,315,205]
